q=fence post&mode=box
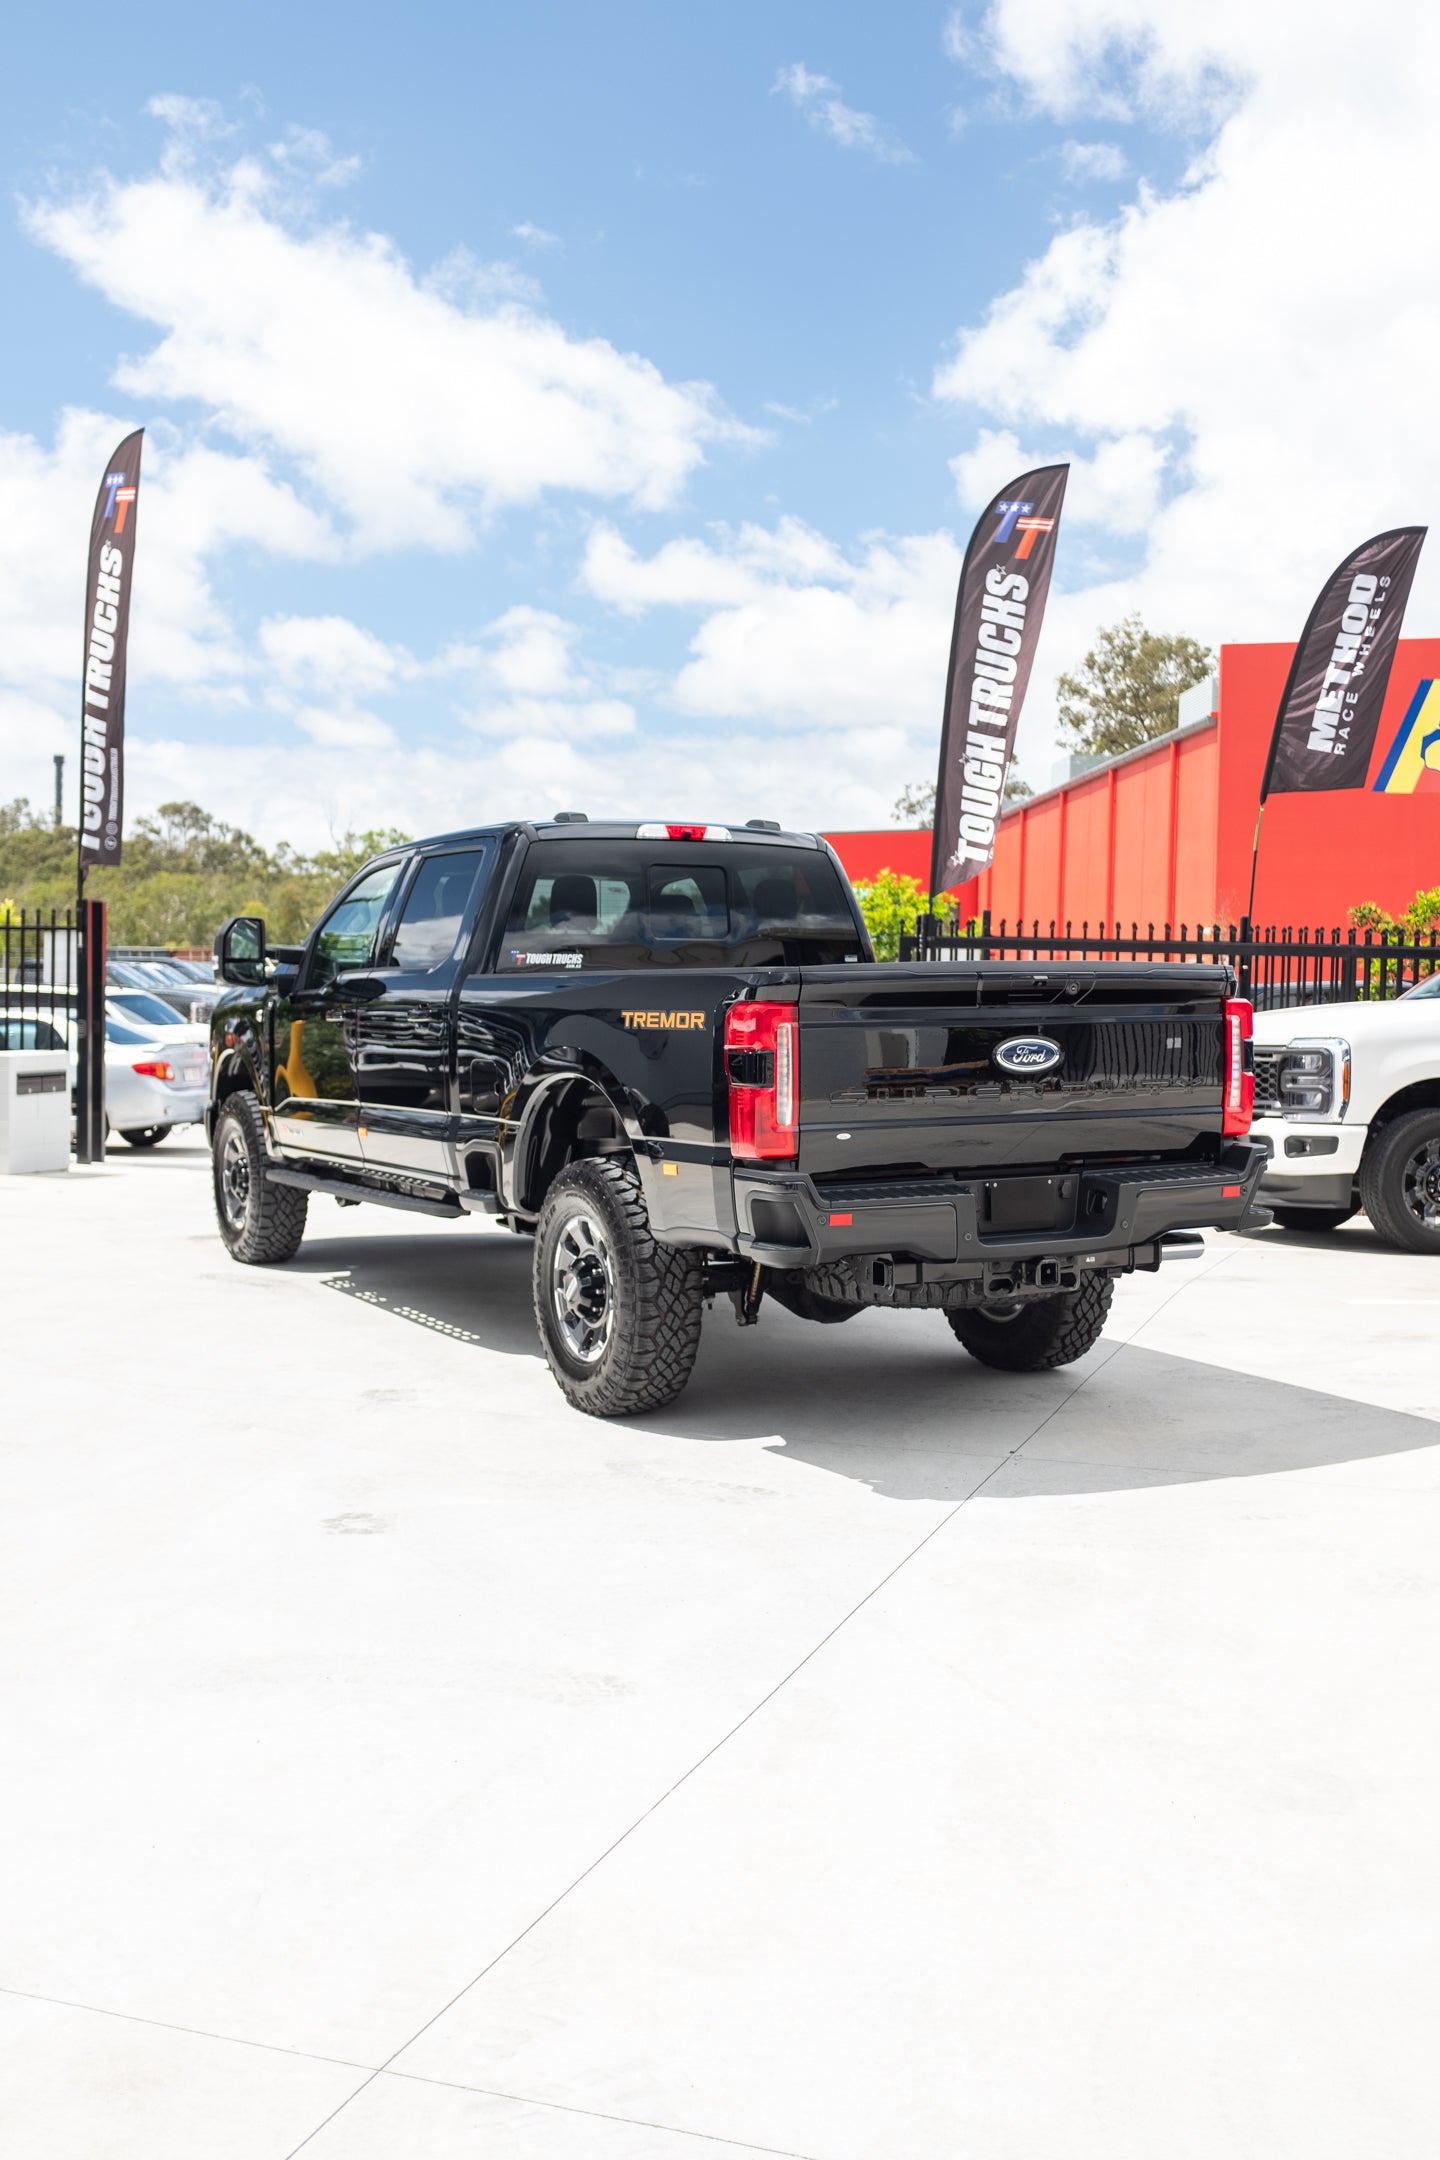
[74,897,107,1164]
[1237,915,1253,999]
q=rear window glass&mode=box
[499,842,863,970]
[0,1018,66,1050]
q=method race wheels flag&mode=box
[79,428,144,872]
[931,463,1068,894]
[1260,526,1425,799]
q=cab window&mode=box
[389,848,492,972]
[305,861,405,989]
[499,842,863,969]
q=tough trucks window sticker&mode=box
[511,950,585,969]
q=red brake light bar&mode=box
[131,1059,177,1082]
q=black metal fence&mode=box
[898,913,1440,1009]
[0,908,77,1046]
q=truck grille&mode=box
[1253,1048,1281,1116]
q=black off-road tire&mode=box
[946,1273,1115,1371]
[119,1125,169,1148]
[1359,1109,1440,1254]
[764,1276,861,1325]
[533,1159,703,1416]
[213,1091,308,1264]
[1270,1205,1355,1234]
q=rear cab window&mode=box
[499,841,864,970]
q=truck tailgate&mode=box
[795,962,1231,1179]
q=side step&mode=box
[265,1166,462,1220]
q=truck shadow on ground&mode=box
[278,1222,1440,1505]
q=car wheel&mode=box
[946,1273,1115,1371]
[1270,1205,1355,1233]
[213,1091,308,1264]
[1360,1109,1440,1253]
[119,1125,169,1149]
[533,1158,703,1416]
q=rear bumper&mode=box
[732,1142,1268,1276]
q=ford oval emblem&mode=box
[993,1035,1064,1077]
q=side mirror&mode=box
[216,915,266,985]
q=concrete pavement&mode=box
[2,1138,1437,2158]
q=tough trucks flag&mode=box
[1261,525,1425,798]
[79,429,143,869]
[931,463,1068,893]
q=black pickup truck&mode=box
[208,816,1264,1415]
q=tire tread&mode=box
[533,1159,703,1415]
[946,1272,1115,1371]
[213,1092,308,1264]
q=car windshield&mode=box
[110,992,186,1028]
[1399,973,1440,1000]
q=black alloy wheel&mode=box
[1359,1109,1440,1254]
[532,1158,703,1415]
[212,1091,309,1263]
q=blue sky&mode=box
[1,2,1433,845]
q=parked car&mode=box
[107,959,219,1024]
[205,815,1265,1416]
[105,989,209,1046]
[1252,972,1440,1249]
[0,1007,210,1146]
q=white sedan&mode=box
[0,1009,210,1148]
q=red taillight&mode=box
[666,822,706,841]
[725,999,799,1160]
[131,1059,177,1082]
[1222,998,1254,1136]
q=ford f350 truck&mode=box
[207,817,1264,1415]
[1252,971,1440,1249]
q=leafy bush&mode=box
[852,869,955,962]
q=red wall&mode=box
[823,829,932,887]
[1214,641,1440,924]
[944,637,1440,929]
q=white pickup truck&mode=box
[1252,974,1440,1251]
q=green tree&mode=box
[0,796,412,948]
[1056,615,1214,757]
[892,773,1032,826]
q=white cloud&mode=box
[1058,139,1128,182]
[0,411,336,715]
[772,64,915,164]
[936,0,1440,658]
[291,705,396,749]
[23,118,755,552]
[585,520,961,748]
[511,221,561,249]
[949,424,1165,534]
[259,615,412,698]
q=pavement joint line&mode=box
[282,1430,1069,2156]
[0,1982,373,2073]
[378,2065,829,2158]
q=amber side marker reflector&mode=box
[1222,1184,1241,1198]
[829,1212,853,1227]
[662,1161,679,1177]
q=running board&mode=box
[265,1166,463,1219]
